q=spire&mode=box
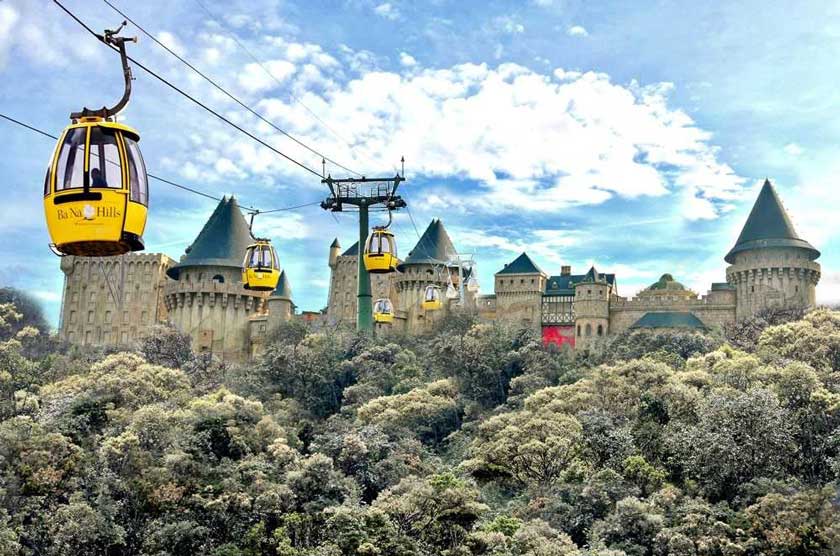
[725,179,819,263]
[270,270,292,299]
[330,238,341,248]
[167,197,255,279]
[396,219,458,271]
[341,241,359,257]
[496,252,545,275]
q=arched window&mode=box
[577,325,581,337]
[597,324,603,336]
[213,274,225,284]
[585,323,592,337]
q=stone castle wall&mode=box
[327,254,394,325]
[608,288,737,332]
[163,265,268,362]
[58,253,173,346]
[494,273,546,330]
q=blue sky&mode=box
[3,0,840,327]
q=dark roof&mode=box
[330,238,341,248]
[167,197,254,280]
[725,179,819,264]
[630,311,707,330]
[270,270,292,299]
[396,219,458,271]
[711,282,736,291]
[496,252,545,275]
[544,272,616,295]
[341,241,359,257]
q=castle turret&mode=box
[573,266,611,348]
[725,179,820,320]
[164,197,264,361]
[329,238,341,269]
[267,270,294,328]
[494,252,546,329]
[395,219,460,332]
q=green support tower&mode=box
[321,166,406,332]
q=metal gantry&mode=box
[321,162,406,332]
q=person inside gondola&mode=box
[91,167,107,188]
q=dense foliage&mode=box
[0,293,838,555]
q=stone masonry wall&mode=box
[59,253,173,347]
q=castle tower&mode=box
[395,219,460,332]
[326,241,393,326]
[329,238,341,269]
[267,270,294,329]
[163,197,265,361]
[573,266,611,348]
[494,252,547,329]
[725,179,820,320]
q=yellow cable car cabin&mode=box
[364,228,399,273]
[422,284,442,311]
[44,118,148,256]
[373,298,394,323]
[242,240,280,291]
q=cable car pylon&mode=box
[321,157,406,332]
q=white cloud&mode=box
[156,31,186,57]
[374,3,400,20]
[567,25,589,37]
[399,52,417,67]
[158,42,744,219]
[492,16,525,34]
[237,60,296,92]
[784,142,804,156]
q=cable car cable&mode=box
[0,112,321,214]
[52,0,324,180]
[191,0,373,170]
[101,0,362,178]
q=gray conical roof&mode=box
[497,252,545,275]
[330,238,340,248]
[725,179,819,264]
[396,219,457,271]
[342,241,359,257]
[167,196,255,279]
[270,270,292,299]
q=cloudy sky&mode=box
[3,0,840,326]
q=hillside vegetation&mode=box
[0,296,838,555]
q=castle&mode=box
[58,179,821,357]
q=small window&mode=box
[55,128,87,191]
[577,325,581,337]
[588,289,591,294]
[124,137,149,205]
[751,285,755,293]
[795,285,799,293]
[105,310,112,324]
[585,324,592,336]
[597,324,603,336]
[87,311,94,324]
[88,127,122,188]
[213,274,225,284]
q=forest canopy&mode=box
[0,294,838,555]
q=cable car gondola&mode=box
[373,298,394,323]
[242,239,280,291]
[44,24,148,257]
[422,284,442,311]
[364,226,398,273]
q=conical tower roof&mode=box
[167,196,255,279]
[270,270,292,299]
[397,219,458,271]
[725,179,819,264]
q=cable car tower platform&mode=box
[321,161,406,332]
